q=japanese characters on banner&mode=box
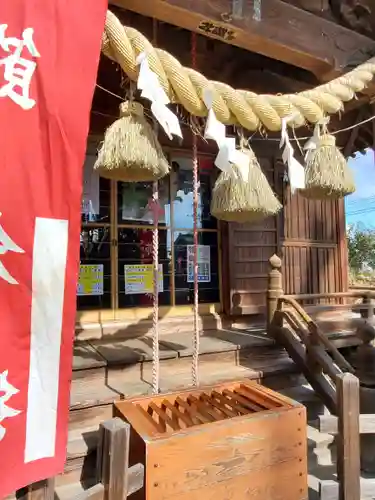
[0,1,107,496]
[187,245,211,283]
[124,264,164,295]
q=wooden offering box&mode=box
[115,380,307,500]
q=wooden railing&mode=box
[17,419,144,500]
[318,373,375,500]
[267,254,375,326]
[267,255,375,499]
[266,254,375,415]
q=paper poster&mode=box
[81,154,100,219]
[77,264,104,296]
[187,245,211,283]
[124,264,163,294]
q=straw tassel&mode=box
[300,133,355,199]
[211,145,282,223]
[94,101,170,182]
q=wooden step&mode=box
[15,328,305,498]
[67,358,299,462]
[71,329,279,409]
[57,371,305,498]
[66,330,300,465]
[10,327,309,498]
[75,313,226,342]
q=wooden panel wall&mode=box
[282,188,344,296]
[225,154,347,316]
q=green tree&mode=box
[347,225,375,272]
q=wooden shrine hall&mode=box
[12,1,375,500]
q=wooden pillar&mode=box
[267,254,283,333]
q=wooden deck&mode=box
[55,326,303,498]
[6,318,361,499]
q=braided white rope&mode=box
[151,181,160,395]
[192,137,200,387]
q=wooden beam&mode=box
[67,483,105,500]
[16,479,55,500]
[319,413,375,435]
[110,0,375,79]
[319,478,375,500]
[275,326,337,414]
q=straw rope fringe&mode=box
[102,10,375,133]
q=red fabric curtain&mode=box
[0,0,107,495]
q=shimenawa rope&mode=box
[102,10,375,133]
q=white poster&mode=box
[81,154,100,219]
[124,264,164,295]
[187,245,211,283]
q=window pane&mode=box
[77,227,111,310]
[81,166,111,224]
[174,231,220,305]
[118,177,170,226]
[171,156,217,230]
[118,228,172,307]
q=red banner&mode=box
[0,1,107,496]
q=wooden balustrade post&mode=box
[267,254,284,334]
[359,293,375,321]
[97,418,130,500]
[337,373,360,500]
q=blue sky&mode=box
[345,149,375,229]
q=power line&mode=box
[346,198,375,209]
[346,207,375,215]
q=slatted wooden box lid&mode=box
[115,380,308,500]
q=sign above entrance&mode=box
[197,20,236,41]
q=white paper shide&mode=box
[136,52,182,140]
[280,117,305,194]
[203,89,249,181]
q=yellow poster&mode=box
[124,264,163,295]
[77,264,104,296]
